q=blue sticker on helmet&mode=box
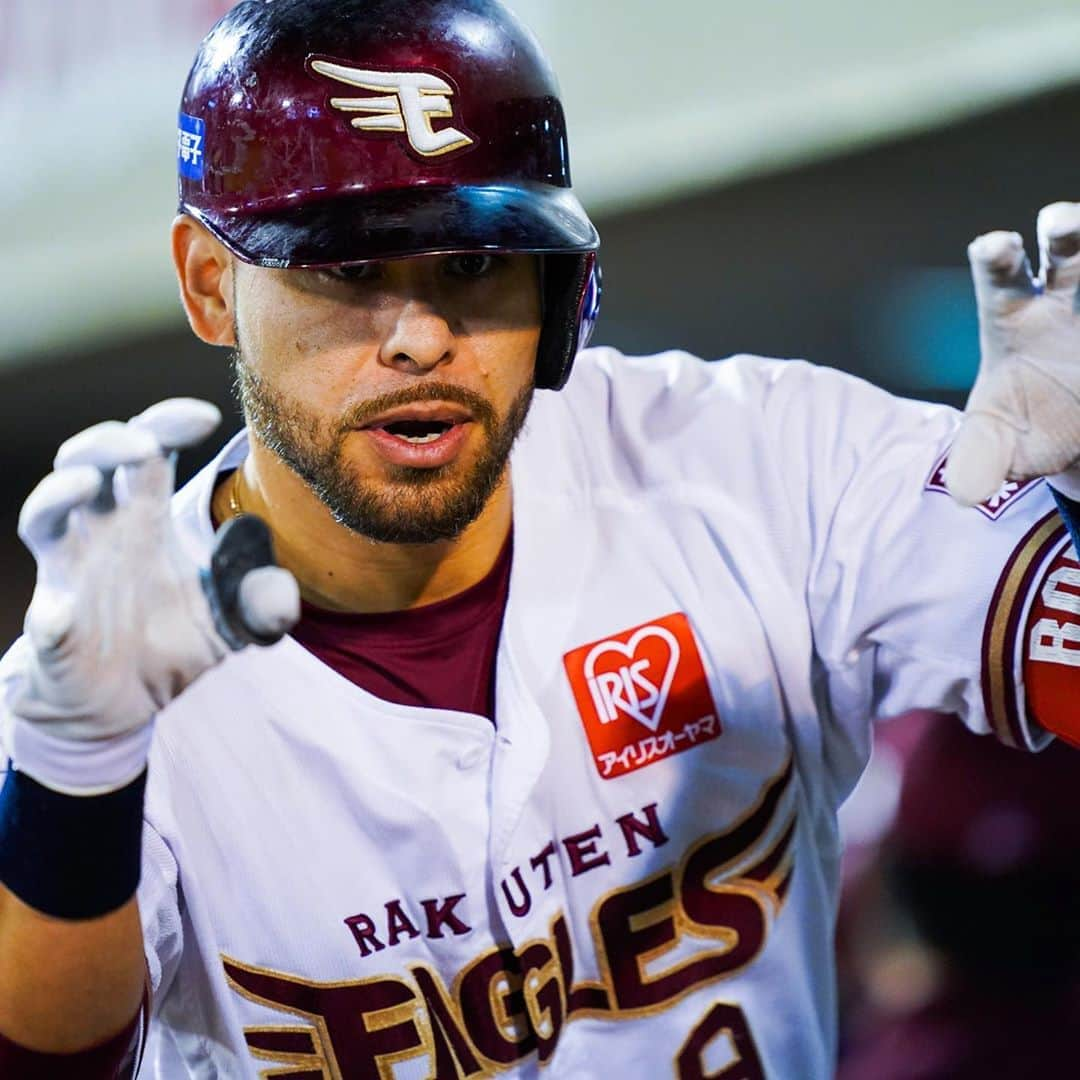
[178,113,206,181]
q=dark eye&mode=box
[321,262,382,283]
[446,253,498,278]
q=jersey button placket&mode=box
[456,742,488,771]
[489,650,551,873]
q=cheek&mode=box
[470,324,542,393]
[248,307,378,405]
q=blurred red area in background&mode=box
[0,0,235,94]
[838,712,1080,1079]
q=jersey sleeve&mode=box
[767,361,1062,755]
[138,818,184,1005]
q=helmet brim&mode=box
[185,183,599,268]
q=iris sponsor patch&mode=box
[564,612,722,780]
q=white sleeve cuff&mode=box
[2,713,154,796]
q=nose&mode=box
[377,298,456,375]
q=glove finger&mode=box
[17,466,103,559]
[238,566,300,642]
[129,398,221,453]
[116,452,175,508]
[24,589,79,656]
[1037,201,1080,299]
[123,401,221,506]
[202,514,289,649]
[968,231,1038,317]
[944,412,1016,507]
[54,420,160,472]
[54,420,163,519]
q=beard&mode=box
[232,355,534,545]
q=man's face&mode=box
[232,252,542,544]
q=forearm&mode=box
[0,765,147,1054]
[0,887,144,1053]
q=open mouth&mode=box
[380,419,456,444]
[359,404,476,468]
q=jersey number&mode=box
[677,1003,766,1079]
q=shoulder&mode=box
[562,345,790,401]
[545,346,790,441]
[517,347,890,493]
[552,346,887,428]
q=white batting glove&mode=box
[945,202,1080,506]
[2,399,300,796]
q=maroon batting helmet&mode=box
[178,0,600,390]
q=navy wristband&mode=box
[0,766,146,920]
[1051,487,1080,557]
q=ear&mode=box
[171,215,237,347]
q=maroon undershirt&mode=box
[290,530,513,720]
[0,508,514,1077]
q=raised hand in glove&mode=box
[946,202,1080,505]
[2,399,299,797]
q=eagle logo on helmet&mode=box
[310,59,476,158]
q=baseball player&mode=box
[2,1,1080,1076]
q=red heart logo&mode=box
[581,624,680,732]
[564,612,722,780]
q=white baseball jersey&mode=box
[10,348,1073,1078]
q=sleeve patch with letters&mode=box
[982,511,1077,748]
[925,451,1041,520]
[1022,535,1080,748]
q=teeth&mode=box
[392,431,443,444]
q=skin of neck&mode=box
[213,443,511,613]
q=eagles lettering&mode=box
[222,763,794,1077]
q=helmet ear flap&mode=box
[535,253,602,391]
[579,258,602,351]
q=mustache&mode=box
[341,382,499,431]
